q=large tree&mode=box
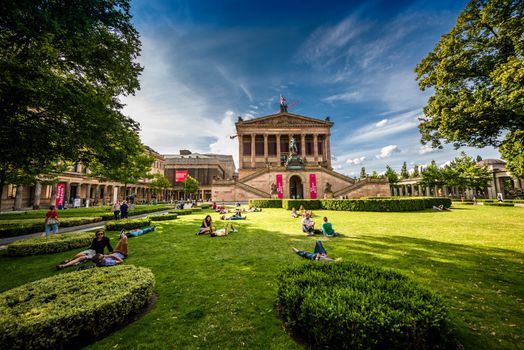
[0,0,144,196]
[415,0,523,177]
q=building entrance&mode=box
[289,175,303,199]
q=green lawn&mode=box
[1,205,523,349]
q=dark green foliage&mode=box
[168,209,193,215]
[7,232,94,256]
[320,198,452,212]
[199,204,211,209]
[484,202,515,207]
[148,213,178,221]
[0,265,155,349]
[248,199,282,208]
[0,217,102,238]
[190,207,202,212]
[105,218,151,231]
[282,199,321,210]
[278,262,457,349]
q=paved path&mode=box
[0,210,170,249]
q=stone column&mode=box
[86,184,92,200]
[33,182,42,209]
[264,134,268,163]
[425,187,431,196]
[94,184,100,203]
[50,183,57,206]
[399,186,404,196]
[301,134,306,158]
[417,185,422,196]
[313,134,319,162]
[250,133,256,168]
[276,135,281,164]
[65,182,71,205]
[238,134,243,169]
[14,185,23,210]
[326,134,331,168]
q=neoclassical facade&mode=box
[212,103,390,201]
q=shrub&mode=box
[168,209,193,215]
[148,213,178,221]
[199,204,211,209]
[320,198,452,212]
[7,232,95,257]
[248,199,282,208]
[0,265,155,349]
[484,202,514,207]
[278,262,457,350]
[105,218,152,231]
[190,207,202,212]
[282,199,322,210]
[0,217,103,239]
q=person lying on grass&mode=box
[292,240,341,262]
[123,226,156,237]
[92,232,129,267]
[221,209,246,220]
[432,204,450,211]
[321,217,338,237]
[210,222,237,237]
[56,230,113,270]
[245,205,262,212]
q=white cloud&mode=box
[376,119,388,127]
[324,91,361,103]
[346,156,366,165]
[419,145,437,154]
[376,145,400,159]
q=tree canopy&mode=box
[0,0,144,188]
[415,0,523,177]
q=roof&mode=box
[477,159,506,166]
[236,111,333,128]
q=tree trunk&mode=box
[0,173,5,212]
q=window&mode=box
[280,135,289,153]
[305,135,314,155]
[268,135,277,155]
[243,135,251,155]
[255,135,264,155]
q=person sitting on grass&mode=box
[124,226,156,237]
[210,222,237,237]
[92,232,129,267]
[221,208,246,220]
[291,207,298,218]
[321,217,338,237]
[197,215,215,235]
[291,240,341,262]
[56,230,113,270]
[301,213,316,235]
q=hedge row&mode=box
[0,217,103,239]
[248,199,283,208]
[320,198,452,212]
[278,262,457,349]
[199,204,211,209]
[105,218,152,231]
[483,202,515,207]
[0,265,155,349]
[7,232,95,257]
[148,213,178,221]
[100,204,173,220]
[282,199,321,210]
[168,209,193,215]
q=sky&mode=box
[123,0,501,177]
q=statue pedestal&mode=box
[324,192,333,199]
[285,155,305,169]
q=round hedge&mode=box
[0,265,155,349]
[278,262,457,349]
[7,231,95,256]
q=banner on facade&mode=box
[56,183,65,207]
[175,170,189,182]
[276,174,283,199]
[309,174,317,199]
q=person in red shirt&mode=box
[44,205,59,236]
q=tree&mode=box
[149,174,173,201]
[476,155,483,162]
[385,165,399,184]
[359,167,367,179]
[0,0,144,200]
[400,162,409,179]
[415,0,524,174]
[418,160,444,189]
[412,165,420,178]
[89,150,154,198]
[499,130,524,179]
[182,175,199,199]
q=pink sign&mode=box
[276,174,283,199]
[56,183,65,207]
[309,174,317,199]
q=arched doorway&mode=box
[289,175,303,199]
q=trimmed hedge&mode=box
[278,262,457,349]
[0,217,103,239]
[105,218,152,231]
[190,207,202,212]
[168,209,193,215]
[320,198,452,212]
[248,199,282,208]
[484,202,515,207]
[282,199,321,210]
[148,213,178,221]
[0,265,155,349]
[199,204,211,209]
[7,232,95,257]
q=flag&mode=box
[175,170,189,182]
[280,95,286,106]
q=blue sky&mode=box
[123,0,501,177]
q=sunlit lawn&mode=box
[0,205,523,349]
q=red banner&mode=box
[175,170,189,182]
[56,183,65,207]
[276,174,283,199]
[309,174,317,199]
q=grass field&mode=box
[0,205,523,349]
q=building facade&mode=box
[212,103,390,201]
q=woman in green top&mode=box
[321,217,338,237]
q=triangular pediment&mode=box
[236,112,332,127]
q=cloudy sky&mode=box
[123,0,500,177]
